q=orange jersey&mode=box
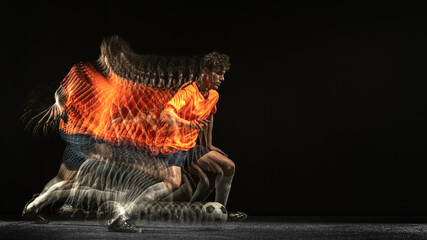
[58,62,218,155]
[59,62,175,150]
[155,82,219,152]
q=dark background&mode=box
[2,1,427,216]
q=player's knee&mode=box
[207,151,235,175]
[224,160,235,176]
[167,177,182,192]
[172,180,181,191]
[57,163,77,181]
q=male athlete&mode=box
[22,36,245,233]
[108,51,246,232]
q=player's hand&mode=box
[189,118,209,130]
[210,145,228,157]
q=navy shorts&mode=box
[60,130,212,169]
[156,150,187,168]
[157,145,212,168]
[60,131,97,170]
[187,145,212,164]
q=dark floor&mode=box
[1,216,427,240]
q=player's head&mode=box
[199,52,230,91]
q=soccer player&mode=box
[108,52,246,232]
[159,52,245,219]
[22,36,245,232]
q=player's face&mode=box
[205,69,225,90]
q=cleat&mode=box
[22,207,49,224]
[22,193,39,213]
[227,211,247,221]
[107,215,142,233]
[22,194,49,224]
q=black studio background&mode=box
[2,1,427,216]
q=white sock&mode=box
[215,175,233,207]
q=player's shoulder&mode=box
[177,81,197,94]
[180,81,195,90]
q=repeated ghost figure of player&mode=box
[22,36,246,232]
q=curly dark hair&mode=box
[200,52,231,73]
[99,36,231,89]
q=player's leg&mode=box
[152,150,190,202]
[25,132,91,213]
[22,180,70,223]
[189,157,222,203]
[22,132,94,220]
[162,165,182,193]
[120,165,180,215]
[22,163,79,222]
[195,151,247,220]
[161,169,193,202]
[197,151,235,206]
[108,153,185,232]
[40,178,60,194]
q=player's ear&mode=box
[202,67,210,80]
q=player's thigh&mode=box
[204,151,235,175]
[57,163,78,181]
[196,156,218,173]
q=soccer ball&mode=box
[202,202,228,223]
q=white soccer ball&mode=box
[202,202,228,223]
